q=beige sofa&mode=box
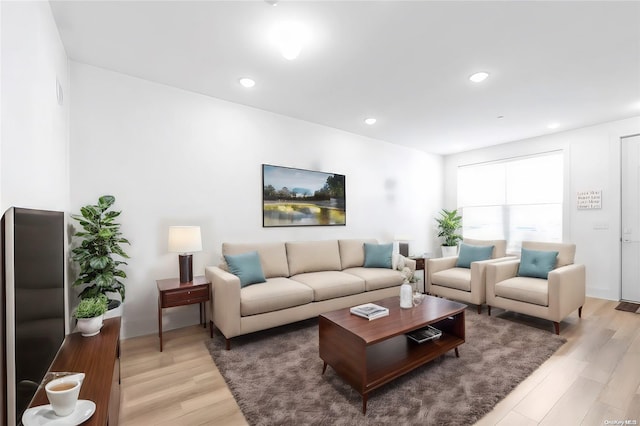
[486,241,585,334]
[426,238,512,313]
[205,239,416,349]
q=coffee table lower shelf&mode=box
[319,307,465,414]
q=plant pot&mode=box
[76,315,104,337]
[441,245,458,257]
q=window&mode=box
[457,152,563,253]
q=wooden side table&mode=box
[411,256,426,273]
[157,275,211,351]
[410,256,427,293]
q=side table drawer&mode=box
[162,285,209,307]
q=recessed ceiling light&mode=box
[239,78,255,88]
[469,72,489,83]
[265,0,278,5]
[364,118,377,125]
[547,122,560,129]
[271,21,309,60]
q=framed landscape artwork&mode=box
[262,164,346,227]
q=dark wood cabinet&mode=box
[28,317,121,425]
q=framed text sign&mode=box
[577,190,602,209]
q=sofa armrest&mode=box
[426,256,459,292]
[205,266,242,339]
[402,256,416,272]
[548,263,586,321]
[471,255,518,282]
[469,256,516,298]
[428,256,459,274]
[486,259,521,301]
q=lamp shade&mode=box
[168,226,202,253]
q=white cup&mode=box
[45,378,81,416]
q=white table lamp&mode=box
[168,226,202,283]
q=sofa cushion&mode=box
[464,238,507,258]
[363,243,393,268]
[224,251,266,288]
[343,267,404,291]
[240,277,314,316]
[518,248,558,279]
[522,241,575,267]
[495,276,549,306]
[431,267,472,292]
[456,243,494,268]
[290,271,365,301]
[286,240,342,276]
[338,239,377,269]
[223,242,289,278]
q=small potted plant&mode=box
[435,208,462,257]
[74,294,108,337]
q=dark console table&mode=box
[28,317,121,425]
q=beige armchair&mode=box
[427,238,510,313]
[486,241,585,335]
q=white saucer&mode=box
[22,400,96,426]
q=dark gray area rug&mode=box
[206,309,566,425]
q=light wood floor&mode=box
[119,297,640,425]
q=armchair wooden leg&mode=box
[477,305,482,314]
[487,305,492,316]
[578,306,583,318]
[553,322,560,335]
[225,338,231,351]
[209,320,214,338]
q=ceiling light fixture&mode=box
[271,21,309,60]
[469,72,489,83]
[239,78,256,88]
[547,122,560,129]
[265,0,278,5]
[364,118,377,125]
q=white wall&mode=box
[1,1,70,329]
[70,62,443,338]
[444,117,640,301]
[1,1,69,213]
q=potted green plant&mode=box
[435,208,462,257]
[71,195,130,309]
[74,294,108,336]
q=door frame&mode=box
[620,133,640,302]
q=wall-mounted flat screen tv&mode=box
[1,208,65,425]
[262,164,346,227]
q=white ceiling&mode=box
[49,1,640,155]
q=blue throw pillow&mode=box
[518,248,559,279]
[224,251,267,288]
[455,243,494,268]
[363,243,393,268]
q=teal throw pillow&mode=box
[224,251,267,288]
[518,248,559,279]
[455,243,494,268]
[363,243,393,269]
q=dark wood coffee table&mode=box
[319,295,466,414]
